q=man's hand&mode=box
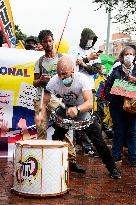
[40,74,51,83]
[66,106,78,118]
[87,52,98,61]
[128,74,136,83]
[76,58,87,68]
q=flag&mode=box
[0,0,16,47]
[17,40,25,49]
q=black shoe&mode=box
[88,149,99,158]
[69,162,86,174]
[83,147,99,157]
[110,168,121,179]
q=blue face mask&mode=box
[62,76,73,85]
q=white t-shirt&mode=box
[34,54,60,100]
[69,45,101,65]
[68,46,101,89]
[46,72,94,106]
[34,55,59,75]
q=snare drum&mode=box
[12,140,69,197]
[51,106,94,130]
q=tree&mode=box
[15,25,38,44]
[15,25,28,43]
[93,0,136,33]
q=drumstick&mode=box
[39,88,45,116]
[51,93,66,109]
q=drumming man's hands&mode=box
[66,106,78,118]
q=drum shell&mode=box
[13,140,69,196]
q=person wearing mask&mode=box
[69,28,102,155]
[37,55,121,179]
[25,36,38,50]
[104,46,136,166]
[33,30,85,173]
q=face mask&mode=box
[101,68,106,75]
[85,40,93,49]
[62,76,73,85]
[25,44,35,50]
[124,55,135,65]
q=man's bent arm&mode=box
[78,90,93,112]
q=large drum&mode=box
[12,140,69,197]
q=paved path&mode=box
[0,143,136,205]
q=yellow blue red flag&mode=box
[0,0,16,47]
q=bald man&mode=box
[38,56,121,179]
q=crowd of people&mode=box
[33,27,136,179]
[1,27,136,180]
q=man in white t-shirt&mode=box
[33,30,62,139]
[38,56,121,179]
[69,28,102,155]
[69,28,101,79]
[34,30,86,174]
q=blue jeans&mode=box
[110,105,136,161]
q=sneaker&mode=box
[83,147,99,157]
[110,168,121,179]
[88,150,99,158]
[69,162,86,174]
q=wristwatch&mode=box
[76,106,80,114]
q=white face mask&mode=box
[85,40,93,49]
[124,55,135,66]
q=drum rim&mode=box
[11,188,69,197]
[15,139,69,148]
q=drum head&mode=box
[16,139,68,148]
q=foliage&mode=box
[93,0,136,33]
[15,25,38,44]
[15,25,27,43]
